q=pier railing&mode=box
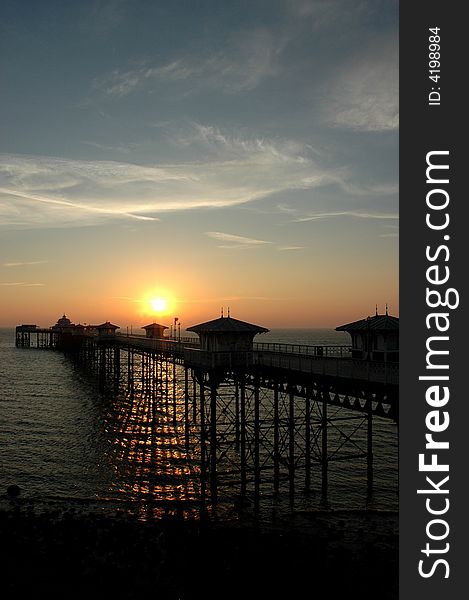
[112,335,397,385]
[15,328,398,385]
[115,334,199,352]
[254,350,398,385]
[183,348,398,385]
[253,342,351,357]
[117,335,352,357]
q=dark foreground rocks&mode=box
[1,507,397,599]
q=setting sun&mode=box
[150,298,168,313]
[138,289,176,321]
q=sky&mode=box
[0,0,398,330]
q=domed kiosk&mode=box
[335,308,399,363]
[185,313,268,369]
[186,314,268,352]
[95,321,120,338]
[52,314,73,330]
[142,322,168,339]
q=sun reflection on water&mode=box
[102,357,201,519]
[95,351,397,521]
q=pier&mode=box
[15,312,398,508]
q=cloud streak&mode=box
[0,126,339,228]
[293,210,398,222]
[205,231,272,249]
[277,245,305,251]
[205,232,307,251]
[3,260,49,267]
[0,282,45,287]
[95,28,281,98]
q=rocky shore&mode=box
[1,502,397,599]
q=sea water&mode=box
[0,328,397,516]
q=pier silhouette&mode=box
[15,312,398,508]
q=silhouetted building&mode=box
[51,315,88,336]
[186,315,268,352]
[16,324,37,331]
[95,321,119,337]
[336,311,399,362]
[52,314,74,330]
[142,322,168,338]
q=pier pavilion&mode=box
[336,310,399,362]
[95,321,120,337]
[186,314,268,352]
[142,322,168,339]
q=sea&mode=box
[0,327,397,519]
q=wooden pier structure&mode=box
[15,313,398,508]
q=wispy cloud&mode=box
[205,231,272,249]
[178,295,279,304]
[322,37,398,132]
[110,296,144,303]
[205,232,306,251]
[0,185,161,226]
[89,0,128,33]
[286,0,395,28]
[338,181,398,197]
[94,28,281,98]
[293,210,398,223]
[0,282,45,287]
[0,126,338,228]
[3,260,49,267]
[97,60,199,97]
[81,140,142,154]
[378,224,399,238]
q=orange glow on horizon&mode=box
[0,269,399,329]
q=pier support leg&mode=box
[164,356,169,406]
[127,349,131,394]
[184,367,190,451]
[192,375,197,423]
[240,379,247,499]
[305,393,311,493]
[148,353,152,397]
[321,389,328,504]
[254,378,260,511]
[157,354,161,397]
[210,384,218,504]
[113,346,120,393]
[289,389,295,507]
[99,346,106,391]
[273,381,280,495]
[199,379,206,502]
[172,358,177,426]
[235,380,240,452]
[367,396,374,496]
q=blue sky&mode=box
[0,0,398,327]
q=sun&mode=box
[141,289,175,319]
[150,298,168,313]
